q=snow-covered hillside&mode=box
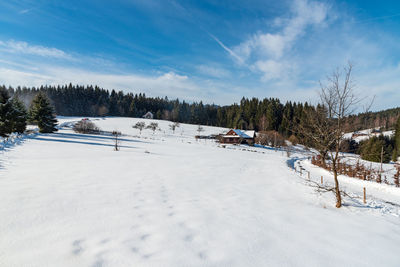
[1,117,400,267]
[343,128,394,143]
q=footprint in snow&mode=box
[72,239,84,255]
[140,234,150,241]
[198,251,207,260]
[184,234,193,242]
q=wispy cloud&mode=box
[209,34,244,64]
[353,12,400,25]
[0,40,73,59]
[19,9,31,14]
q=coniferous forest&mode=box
[4,84,400,138]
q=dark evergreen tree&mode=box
[29,93,58,133]
[359,135,394,163]
[0,87,14,137]
[11,97,27,134]
[393,116,400,161]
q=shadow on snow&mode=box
[32,136,137,149]
[49,132,150,143]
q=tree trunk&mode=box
[333,169,342,208]
[320,151,327,168]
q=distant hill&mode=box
[347,107,400,132]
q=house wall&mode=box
[221,137,254,145]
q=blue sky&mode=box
[0,0,399,110]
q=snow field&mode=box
[0,117,400,267]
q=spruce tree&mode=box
[393,116,400,162]
[11,97,27,134]
[0,88,14,137]
[29,93,58,133]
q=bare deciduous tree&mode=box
[255,130,285,147]
[169,122,180,134]
[133,121,146,135]
[197,125,204,135]
[299,62,361,208]
[112,130,121,151]
[146,122,159,134]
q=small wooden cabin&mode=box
[220,129,255,145]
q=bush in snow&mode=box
[73,119,100,134]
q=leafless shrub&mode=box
[169,122,180,134]
[285,145,292,157]
[394,166,400,187]
[133,122,146,135]
[73,119,100,134]
[197,125,204,135]
[256,131,285,147]
[288,135,299,146]
[146,122,159,134]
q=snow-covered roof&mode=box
[142,112,154,119]
[225,129,255,139]
[243,130,255,138]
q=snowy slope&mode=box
[343,128,394,143]
[1,117,400,267]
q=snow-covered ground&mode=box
[343,128,394,143]
[1,117,400,267]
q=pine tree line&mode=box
[4,84,312,137]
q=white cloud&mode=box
[254,60,287,81]
[233,0,328,81]
[0,40,73,59]
[0,64,232,103]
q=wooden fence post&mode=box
[321,176,323,184]
[363,187,366,204]
[308,171,310,180]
